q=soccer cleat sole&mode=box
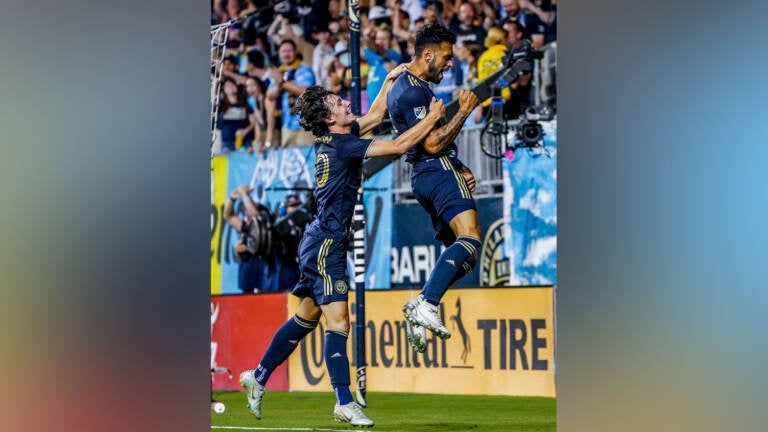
[333,416,375,428]
[403,303,451,340]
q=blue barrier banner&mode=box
[391,197,503,289]
[217,147,392,294]
[362,164,392,289]
[502,120,557,285]
[220,148,316,294]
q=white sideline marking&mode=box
[211,426,384,432]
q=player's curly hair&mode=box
[294,85,333,138]
[414,23,456,57]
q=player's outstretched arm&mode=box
[422,89,479,154]
[357,64,408,135]
[365,97,445,158]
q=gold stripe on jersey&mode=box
[442,156,471,199]
[318,238,334,296]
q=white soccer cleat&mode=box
[403,300,427,353]
[405,296,451,339]
[333,402,375,427]
[239,370,265,419]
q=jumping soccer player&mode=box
[239,66,445,427]
[386,23,481,351]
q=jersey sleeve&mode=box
[396,87,432,130]
[338,135,373,162]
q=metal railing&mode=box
[383,125,505,203]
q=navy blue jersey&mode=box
[306,122,372,241]
[387,70,458,165]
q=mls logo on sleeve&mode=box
[413,106,427,120]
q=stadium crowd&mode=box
[210,0,556,155]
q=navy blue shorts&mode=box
[291,232,350,306]
[411,156,476,245]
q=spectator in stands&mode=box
[502,16,526,50]
[468,0,499,30]
[245,76,266,152]
[239,0,259,17]
[328,0,343,21]
[387,0,423,30]
[220,49,271,88]
[267,14,314,66]
[364,26,403,108]
[326,48,351,99]
[456,42,485,125]
[266,39,316,147]
[476,27,509,103]
[222,55,239,76]
[226,0,242,22]
[311,24,336,90]
[498,0,552,48]
[519,0,556,47]
[389,1,413,58]
[224,184,271,294]
[476,26,531,120]
[449,2,486,47]
[217,77,256,153]
[422,0,444,26]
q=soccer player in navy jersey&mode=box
[387,24,481,350]
[239,65,445,427]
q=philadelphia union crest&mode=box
[334,280,348,294]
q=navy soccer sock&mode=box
[325,330,353,405]
[254,315,318,386]
[422,236,481,305]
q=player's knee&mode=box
[324,315,350,333]
[321,301,350,332]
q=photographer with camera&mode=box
[223,184,272,293]
[270,194,312,292]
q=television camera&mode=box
[479,41,555,159]
[236,194,315,263]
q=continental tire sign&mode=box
[287,287,555,397]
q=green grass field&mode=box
[211,390,555,432]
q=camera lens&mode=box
[520,122,542,146]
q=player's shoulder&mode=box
[321,132,364,149]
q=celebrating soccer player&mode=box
[386,24,481,351]
[239,65,445,427]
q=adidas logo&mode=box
[330,352,343,358]
[288,339,299,344]
[446,259,455,266]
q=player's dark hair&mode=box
[295,86,334,137]
[414,23,456,57]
